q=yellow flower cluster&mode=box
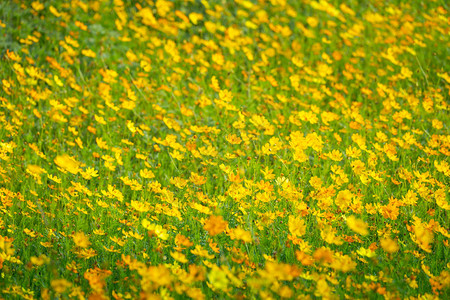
[0,0,448,299]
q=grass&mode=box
[0,0,449,299]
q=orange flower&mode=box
[204,215,228,236]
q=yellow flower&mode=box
[26,164,45,176]
[208,265,229,291]
[81,167,98,180]
[142,219,169,240]
[335,189,353,210]
[306,16,319,27]
[210,76,220,92]
[315,278,332,298]
[170,251,188,263]
[412,222,433,253]
[313,247,334,264]
[136,7,157,26]
[435,189,450,210]
[189,172,207,185]
[93,229,106,236]
[72,232,90,248]
[261,166,275,180]
[346,215,369,236]
[31,1,44,11]
[326,149,343,161]
[229,227,252,243]
[356,247,376,258]
[191,245,214,259]
[0,236,15,256]
[81,49,96,58]
[131,200,150,213]
[380,238,399,254]
[170,150,185,161]
[331,253,357,272]
[225,134,242,145]
[23,228,38,238]
[189,12,203,25]
[320,225,343,245]
[51,279,72,294]
[30,254,50,266]
[288,216,306,237]
[47,174,61,183]
[54,154,81,174]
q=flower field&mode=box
[0,0,449,298]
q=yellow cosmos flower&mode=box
[54,154,81,174]
[380,238,399,254]
[208,266,229,291]
[72,232,90,248]
[346,215,369,236]
[51,279,72,294]
[203,215,228,236]
[288,216,307,237]
[170,251,188,263]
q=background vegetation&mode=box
[0,0,449,299]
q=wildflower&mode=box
[229,227,252,243]
[131,200,150,213]
[73,232,90,248]
[23,228,38,238]
[31,1,45,11]
[81,49,96,58]
[380,238,399,254]
[208,265,229,291]
[84,268,112,292]
[0,236,15,256]
[320,225,343,245]
[335,189,353,210]
[175,234,193,250]
[51,279,72,294]
[296,251,314,266]
[136,7,157,26]
[189,172,207,185]
[226,134,242,145]
[435,189,450,210]
[189,12,203,25]
[412,220,434,253]
[313,247,334,264]
[346,215,369,236]
[261,166,275,180]
[288,216,307,237]
[204,215,228,236]
[30,254,50,266]
[331,253,357,272]
[356,247,376,258]
[326,149,343,161]
[191,245,214,259]
[170,251,188,263]
[54,154,81,174]
[81,167,99,180]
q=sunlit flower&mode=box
[72,232,90,248]
[203,215,228,236]
[346,215,369,236]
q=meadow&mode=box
[0,0,449,299]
